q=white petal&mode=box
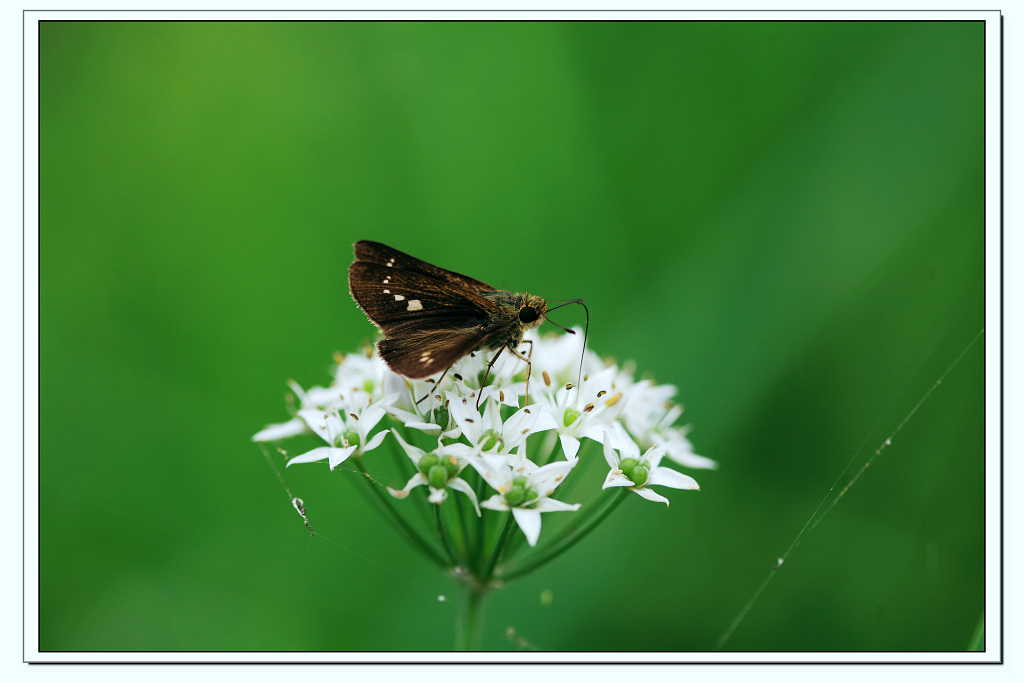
[601,437,620,469]
[252,418,306,442]
[532,498,581,513]
[363,429,389,453]
[405,420,443,433]
[388,473,426,499]
[467,453,515,492]
[559,433,581,461]
[447,393,484,443]
[483,384,521,408]
[633,487,671,505]
[605,423,640,457]
[640,444,667,468]
[327,445,358,470]
[427,487,449,504]
[666,450,719,470]
[648,466,700,491]
[286,446,337,467]
[512,507,543,546]
[480,494,509,512]
[388,429,423,460]
[528,459,577,496]
[602,470,634,489]
[297,408,342,446]
[357,400,393,433]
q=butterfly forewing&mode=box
[349,261,492,336]
[353,241,496,292]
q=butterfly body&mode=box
[348,241,547,380]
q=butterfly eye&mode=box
[519,306,539,323]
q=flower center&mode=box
[418,453,461,488]
[562,407,581,428]
[619,457,650,487]
[480,428,504,452]
[504,475,539,508]
[337,429,360,448]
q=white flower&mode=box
[446,392,557,454]
[467,452,580,546]
[650,425,718,470]
[285,393,395,469]
[252,416,307,443]
[532,365,624,460]
[620,379,680,441]
[601,425,699,505]
[380,369,452,435]
[330,348,389,401]
[386,432,480,515]
[252,359,386,443]
[251,379,328,443]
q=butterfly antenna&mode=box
[546,299,589,408]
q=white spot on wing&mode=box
[394,294,406,301]
[407,299,423,311]
[383,289,390,294]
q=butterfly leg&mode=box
[507,340,534,407]
[415,366,452,406]
[476,347,506,409]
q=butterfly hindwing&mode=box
[376,328,488,378]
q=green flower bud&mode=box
[505,486,527,507]
[431,407,450,429]
[441,455,461,479]
[427,464,450,490]
[418,453,440,476]
[619,458,639,479]
[620,458,649,487]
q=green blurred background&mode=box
[39,20,985,652]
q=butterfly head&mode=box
[517,294,547,330]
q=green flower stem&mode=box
[455,585,486,651]
[434,502,462,567]
[481,512,516,582]
[500,488,630,582]
[348,456,449,569]
[454,491,480,574]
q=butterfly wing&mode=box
[353,241,496,292]
[349,241,513,378]
[349,261,493,336]
[376,328,488,378]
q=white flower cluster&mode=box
[253,329,715,547]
